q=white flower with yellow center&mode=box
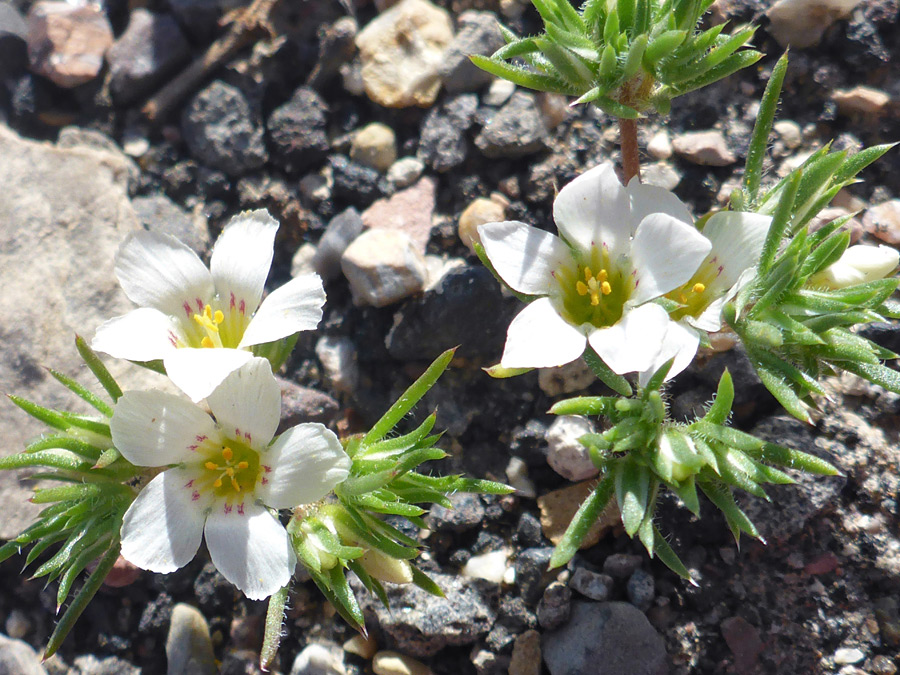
[92,209,326,401]
[112,358,351,600]
[478,162,712,380]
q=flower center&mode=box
[194,304,225,349]
[195,439,261,499]
[554,249,632,328]
[174,295,252,350]
[667,256,723,321]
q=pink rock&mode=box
[361,176,436,253]
[27,1,113,88]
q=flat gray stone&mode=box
[0,634,46,675]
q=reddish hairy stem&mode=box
[619,117,641,185]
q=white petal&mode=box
[554,163,632,255]
[627,179,693,228]
[478,221,568,296]
[115,230,214,318]
[206,358,280,449]
[700,211,773,293]
[119,469,207,574]
[111,390,219,466]
[637,320,701,387]
[257,424,351,509]
[91,308,179,362]
[500,297,587,368]
[204,502,295,600]
[164,348,256,403]
[689,296,727,332]
[210,210,278,318]
[630,214,712,304]
[237,274,326,348]
[587,303,670,375]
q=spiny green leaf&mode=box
[260,585,290,671]
[583,348,633,396]
[702,370,734,425]
[649,524,694,582]
[549,473,615,569]
[744,52,789,206]
[758,169,802,275]
[75,335,122,403]
[615,459,651,536]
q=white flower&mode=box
[666,211,774,332]
[112,358,351,600]
[478,162,711,380]
[93,210,326,401]
[808,244,899,289]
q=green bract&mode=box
[471,0,762,116]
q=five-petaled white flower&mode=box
[93,209,325,401]
[478,162,712,381]
[112,358,351,600]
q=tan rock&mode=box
[863,200,900,245]
[509,630,542,675]
[537,480,620,548]
[672,130,736,166]
[372,651,433,675]
[341,229,427,307]
[356,0,454,108]
[351,122,398,172]
[647,130,673,160]
[343,634,378,660]
[832,86,891,116]
[27,1,113,88]
[766,0,863,48]
[458,197,506,252]
[361,177,436,253]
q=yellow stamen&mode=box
[584,267,593,282]
[201,337,214,348]
[222,447,233,461]
[601,281,612,296]
[204,461,218,471]
[576,281,589,296]
[237,461,249,470]
[597,268,608,282]
[213,477,223,488]
[214,309,225,324]
[231,477,240,492]
[692,283,706,293]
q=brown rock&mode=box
[864,200,900,245]
[720,616,764,675]
[27,1,113,88]
[832,86,891,116]
[457,196,505,252]
[537,480,620,548]
[361,177,436,253]
[672,130,736,166]
[509,629,542,675]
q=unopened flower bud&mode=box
[360,548,413,584]
[655,431,704,483]
[809,245,899,289]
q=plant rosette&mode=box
[92,209,326,401]
[478,162,712,382]
[111,357,350,600]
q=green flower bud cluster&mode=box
[471,0,762,117]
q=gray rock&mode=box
[537,581,572,630]
[386,156,426,190]
[315,335,359,396]
[569,567,614,601]
[360,572,496,657]
[440,11,505,93]
[418,93,478,172]
[341,229,427,307]
[182,81,267,177]
[542,602,668,675]
[475,92,548,158]
[0,634,46,675]
[515,512,544,548]
[70,655,141,675]
[106,9,190,104]
[603,553,643,579]
[166,603,216,675]
[626,569,655,612]
[312,207,364,281]
[0,124,166,540]
[671,130,736,166]
[132,194,209,254]
[277,378,340,430]
[515,547,555,603]
[307,16,358,89]
[268,87,330,173]
[290,642,347,675]
[56,126,141,193]
[766,0,862,48]
[426,492,486,533]
[385,265,519,361]
[329,154,384,207]
[0,2,27,78]
[545,416,598,482]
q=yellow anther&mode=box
[692,283,706,293]
[584,267,593,282]
[204,461,218,471]
[597,269,608,282]
[601,281,612,296]
[576,281,589,296]
[590,292,601,306]
[237,461,249,470]
[214,309,225,324]
[213,477,223,488]
[225,467,234,478]
[201,336,214,349]
[222,447,233,461]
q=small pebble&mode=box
[386,156,425,189]
[626,569,655,612]
[603,553,643,579]
[350,122,398,172]
[672,129,736,166]
[545,416,598,482]
[165,603,216,675]
[5,609,31,640]
[537,581,572,630]
[569,567,614,601]
[462,549,511,583]
[509,629,541,675]
[291,642,347,675]
[647,130,673,160]
[343,634,378,660]
[833,647,865,665]
[341,229,427,307]
[459,197,505,251]
[372,651,433,675]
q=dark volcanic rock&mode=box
[440,11,504,93]
[106,9,190,105]
[418,93,478,172]
[426,492,486,533]
[385,265,519,361]
[475,92,548,159]
[181,80,267,177]
[329,154,383,207]
[267,86,330,173]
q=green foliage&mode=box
[547,367,837,577]
[263,349,513,665]
[0,339,136,659]
[471,0,762,116]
